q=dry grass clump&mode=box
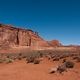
[64,61,74,68]
[26,56,40,64]
[17,53,23,60]
[5,58,14,63]
[0,58,4,63]
[26,56,35,63]
[57,64,67,73]
[72,53,80,62]
[25,51,43,64]
[33,59,40,64]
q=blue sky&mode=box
[0,0,80,45]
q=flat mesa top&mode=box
[0,23,34,32]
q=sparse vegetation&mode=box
[5,58,14,63]
[76,57,80,62]
[0,49,80,76]
[26,56,35,63]
[17,53,23,60]
[49,61,74,74]
[62,59,67,63]
[64,61,74,68]
[0,59,4,63]
[57,64,67,73]
[33,59,40,64]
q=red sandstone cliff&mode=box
[0,24,50,48]
[0,23,62,49]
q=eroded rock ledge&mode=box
[0,24,46,48]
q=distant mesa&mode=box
[49,40,62,47]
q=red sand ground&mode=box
[0,58,80,80]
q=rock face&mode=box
[0,24,47,48]
[0,23,62,49]
[49,40,62,47]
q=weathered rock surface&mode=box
[0,23,64,50]
[49,40,62,47]
[0,24,50,48]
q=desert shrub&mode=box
[39,53,43,57]
[72,54,80,62]
[49,61,74,74]
[7,55,10,58]
[62,59,67,63]
[72,56,79,60]
[0,59,4,63]
[22,56,27,59]
[6,58,14,63]
[26,54,40,64]
[46,55,51,60]
[17,53,23,60]
[26,56,35,63]
[12,57,17,60]
[18,57,22,60]
[53,57,60,61]
[57,64,66,73]
[76,57,80,62]
[49,64,67,74]
[19,53,22,56]
[77,59,80,62]
[64,61,74,68]
[33,59,40,64]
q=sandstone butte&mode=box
[0,23,62,50]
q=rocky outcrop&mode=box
[49,40,62,47]
[0,23,62,49]
[0,24,46,48]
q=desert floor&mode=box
[0,58,80,80]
